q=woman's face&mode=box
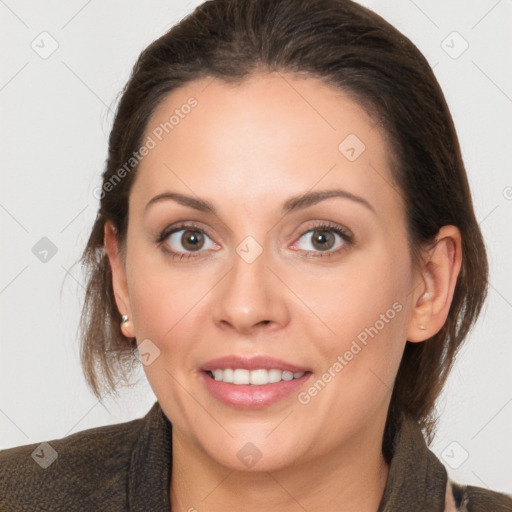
[109,72,423,471]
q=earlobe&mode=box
[104,220,135,338]
[407,225,462,343]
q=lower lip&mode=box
[200,371,312,409]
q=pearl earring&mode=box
[418,324,427,330]
[121,315,132,337]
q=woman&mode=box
[1,0,511,510]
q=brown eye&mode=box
[310,230,336,251]
[293,223,352,257]
[180,230,204,251]
[159,224,219,258]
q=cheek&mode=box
[124,251,213,410]
[127,256,211,341]
[301,244,411,347]
[295,246,411,414]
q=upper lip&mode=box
[201,355,311,373]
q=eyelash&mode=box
[156,221,353,261]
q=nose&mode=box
[212,244,290,336]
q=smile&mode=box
[200,355,313,408]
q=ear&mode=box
[407,225,462,343]
[104,220,135,338]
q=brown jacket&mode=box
[1,401,511,511]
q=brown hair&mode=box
[79,0,487,447]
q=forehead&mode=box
[131,72,402,221]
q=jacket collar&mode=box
[128,401,173,511]
[377,411,448,511]
[128,402,448,511]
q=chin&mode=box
[208,442,302,473]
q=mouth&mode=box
[200,355,313,408]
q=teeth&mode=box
[210,368,305,385]
[250,369,268,385]
[233,369,250,385]
[268,369,282,383]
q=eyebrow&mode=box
[144,189,375,215]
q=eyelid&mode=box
[294,220,353,240]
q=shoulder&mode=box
[446,480,512,511]
[0,414,144,511]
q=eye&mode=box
[157,223,219,259]
[292,222,353,257]
[157,221,353,261]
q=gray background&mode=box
[1,0,511,494]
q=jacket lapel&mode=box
[377,412,448,511]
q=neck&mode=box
[169,418,390,512]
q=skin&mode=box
[104,72,462,512]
